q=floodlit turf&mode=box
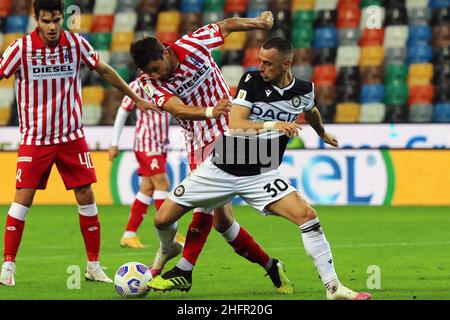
[0,205,449,300]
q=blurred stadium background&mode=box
[0,0,449,126]
[0,0,450,300]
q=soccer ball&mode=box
[114,262,152,298]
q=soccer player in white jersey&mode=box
[108,78,185,249]
[148,37,372,300]
[0,0,158,286]
[130,12,295,293]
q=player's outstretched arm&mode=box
[109,108,130,161]
[304,106,339,147]
[229,104,300,137]
[162,96,230,120]
[94,59,160,115]
[217,11,274,38]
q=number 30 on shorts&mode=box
[263,179,289,198]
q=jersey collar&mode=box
[31,27,70,49]
[271,77,296,96]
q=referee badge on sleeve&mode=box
[237,89,247,100]
[143,84,154,98]
[174,185,185,197]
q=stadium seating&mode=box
[292,64,313,80]
[409,103,434,122]
[0,1,11,18]
[361,65,383,84]
[433,103,450,122]
[359,102,386,123]
[335,102,361,122]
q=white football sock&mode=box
[300,218,338,287]
[123,231,136,238]
[220,220,240,242]
[87,261,100,269]
[135,191,152,205]
[156,222,178,252]
[176,257,194,271]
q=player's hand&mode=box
[274,122,302,138]
[320,132,339,148]
[135,97,161,115]
[108,146,119,161]
[213,95,231,118]
[259,11,274,30]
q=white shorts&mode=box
[168,160,296,215]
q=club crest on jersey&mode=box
[63,48,70,63]
[292,96,302,108]
[174,185,185,197]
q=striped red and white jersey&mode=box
[138,23,230,154]
[0,28,99,145]
[121,79,170,153]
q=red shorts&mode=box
[135,152,167,177]
[15,138,97,190]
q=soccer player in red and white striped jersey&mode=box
[129,12,292,290]
[0,0,158,286]
[108,79,184,249]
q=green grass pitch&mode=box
[0,205,449,300]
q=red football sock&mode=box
[3,215,25,262]
[182,211,214,265]
[79,214,100,262]
[125,198,149,233]
[229,226,270,268]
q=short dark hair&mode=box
[33,0,65,18]
[130,37,165,71]
[262,37,293,55]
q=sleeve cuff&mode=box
[212,23,225,45]
[232,98,253,108]
[0,70,11,79]
[89,56,100,70]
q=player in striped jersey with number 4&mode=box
[108,79,185,249]
[0,0,159,286]
[130,11,294,294]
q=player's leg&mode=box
[148,161,235,292]
[56,139,111,283]
[151,172,185,246]
[213,203,293,294]
[157,150,221,277]
[0,189,35,286]
[73,184,110,282]
[148,172,186,274]
[123,152,173,249]
[148,198,192,290]
[151,172,186,245]
[121,176,154,248]
[172,207,213,273]
[169,147,217,277]
[265,192,371,300]
[1,144,55,286]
